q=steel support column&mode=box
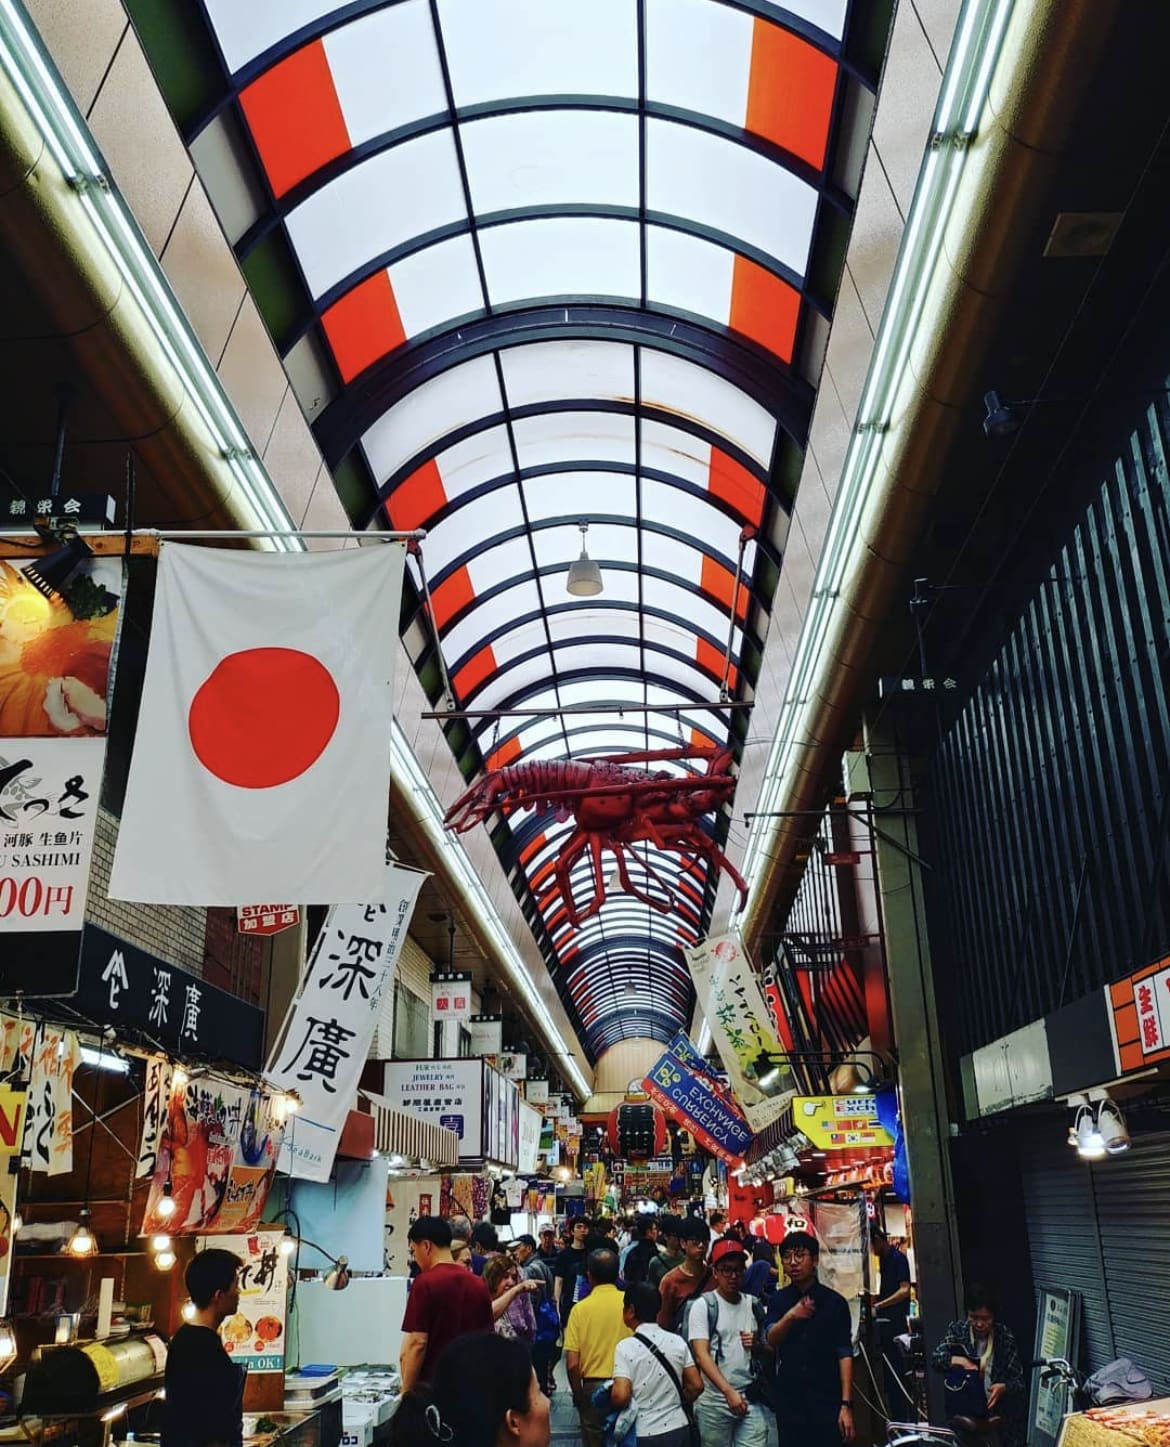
[848,715,961,1422]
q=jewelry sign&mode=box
[268,863,425,1182]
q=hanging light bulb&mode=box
[151,1235,172,1253]
[280,1237,297,1257]
[565,521,603,597]
[154,1250,176,1271]
[181,1300,196,1322]
[156,1177,177,1220]
[67,1210,97,1257]
[171,1066,188,1089]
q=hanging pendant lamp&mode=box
[566,521,603,597]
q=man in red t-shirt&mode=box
[400,1217,493,1390]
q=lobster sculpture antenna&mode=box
[443,744,748,927]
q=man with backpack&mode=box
[511,1234,560,1395]
[687,1239,771,1447]
[656,1217,712,1329]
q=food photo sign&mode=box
[200,1230,287,1372]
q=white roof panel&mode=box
[461,110,640,214]
[361,353,501,483]
[646,116,818,275]
[440,0,637,105]
[325,2,445,142]
[481,218,641,308]
[286,129,467,298]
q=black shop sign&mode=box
[74,925,264,1070]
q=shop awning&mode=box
[360,1090,461,1167]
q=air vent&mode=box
[1043,211,1124,258]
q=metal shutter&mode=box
[1021,1130,1114,1372]
[1089,1132,1170,1394]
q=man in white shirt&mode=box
[687,1239,770,1447]
[610,1282,702,1447]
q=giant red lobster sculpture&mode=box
[444,745,748,926]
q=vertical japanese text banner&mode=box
[0,555,124,995]
[1,1014,78,1174]
[269,863,426,1181]
[200,1230,288,1371]
[686,931,795,1131]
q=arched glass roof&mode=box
[178,0,882,1061]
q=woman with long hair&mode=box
[484,1254,538,1343]
[390,1333,549,1447]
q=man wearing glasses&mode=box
[687,1239,770,1447]
[766,1231,855,1445]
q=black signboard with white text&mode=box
[72,925,264,1070]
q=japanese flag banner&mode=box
[108,542,404,905]
[267,861,426,1181]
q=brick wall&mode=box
[86,807,207,974]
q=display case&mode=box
[1058,1399,1170,1447]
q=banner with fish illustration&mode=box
[141,1075,284,1234]
[0,554,123,994]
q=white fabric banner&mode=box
[22,1022,78,1175]
[269,863,425,1181]
[109,543,404,905]
[687,930,794,1131]
[518,1100,542,1174]
[136,1055,174,1179]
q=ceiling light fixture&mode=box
[156,1176,177,1220]
[981,389,1017,438]
[22,531,93,601]
[66,1209,96,1257]
[1096,1097,1131,1154]
[566,521,603,597]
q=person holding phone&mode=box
[766,1232,855,1446]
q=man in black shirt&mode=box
[766,1232,854,1446]
[871,1226,913,1419]
[164,1249,246,1447]
[554,1216,591,1325]
[871,1227,912,1332]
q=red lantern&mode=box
[607,1101,668,1162]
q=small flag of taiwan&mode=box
[109,542,404,905]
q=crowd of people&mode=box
[390,1211,857,1447]
[161,1212,1025,1447]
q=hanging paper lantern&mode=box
[607,1101,667,1161]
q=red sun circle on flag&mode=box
[188,648,340,789]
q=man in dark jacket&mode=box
[622,1215,661,1286]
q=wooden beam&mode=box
[0,534,158,557]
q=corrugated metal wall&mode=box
[1021,1128,1170,1394]
[1021,1132,1113,1371]
[925,392,1170,1057]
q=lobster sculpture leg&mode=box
[443,744,747,925]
